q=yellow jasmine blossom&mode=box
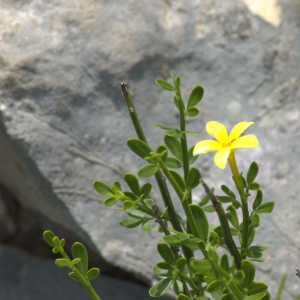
[193,121,259,169]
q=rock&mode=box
[0,0,299,298]
[0,245,172,300]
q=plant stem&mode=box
[178,271,201,292]
[227,151,248,260]
[227,151,244,197]
[178,95,192,204]
[158,160,204,252]
[59,248,101,300]
[200,179,241,270]
[227,279,244,300]
[121,82,194,261]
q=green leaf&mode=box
[174,96,180,110]
[187,85,204,108]
[156,145,168,162]
[156,79,175,91]
[164,135,182,161]
[166,129,183,138]
[163,232,190,246]
[174,75,180,90]
[248,282,268,295]
[173,279,184,295]
[202,205,215,212]
[124,173,140,196]
[248,246,268,252]
[52,248,59,254]
[103,197,118,206]
[176,257,187,269]
[71,258,81,265]
[127,208,145,219]
[186,168,201,190]
[206,280,223,292]
[187,107,200,117]
[170,170,186,191]
[165,157,183,168]
[177,294,191,300]
[181,237,204,251]
[127,138,153,160]
[72,242,88,274]
[43,230,56,247]
[249,182,260,190]
[250,212,260,227]
[188,146,198,165]
[226,205,239,230]
[190,204,208,242]
[199,194,210,207]
[155,124,178,131]
[140,182,152,198]
[256,202,275,214]
[232,199,241,209]
[247,225,256,247]
[248,257,267,262]
[157,243,175,265]
[233,270,245,286]
[220,254,230,273]
[86,268,100,280]
[119,218,143,228]
[242,260,256,288]
[69,271,80,281]
[190,258,215,277]
[247,162,259,185]
[142,219,153,232]
[157,261,174,270]
[55,258,72,268]
[221,185,236,199]
[113,180,122,190]
[138,164,159,178]
[247,251,263,259]
[253,189,263,210]
[244,293,266,300]
[149,277,173,297]
[94,181,114,196]
[153,266,172,276]
[216,195,234,203]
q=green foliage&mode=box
[42,230,101,300]
[44,75,295,300]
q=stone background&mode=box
[0,0,299,299]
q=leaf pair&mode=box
[43,230,100,281]
[156,77,204,118]
[150,243,187,297]
[120,207,153,232]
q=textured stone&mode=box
[0,0,299,298]
[0,245,172,300]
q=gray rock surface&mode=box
[0,245,171,300]
[0,0,299,298]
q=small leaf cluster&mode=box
[43,230,100,282]
[151,240,270,300]
[94,172,157,232]
[199,162,273,262]
[156,75,204,118]
[150,243,189,297]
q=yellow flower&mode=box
[193,121,259,169]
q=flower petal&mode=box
[206,121,229,144]
[229,122,254,142]
[193,140,222,155]
[214,148,231,169]
[231,135,259,149]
